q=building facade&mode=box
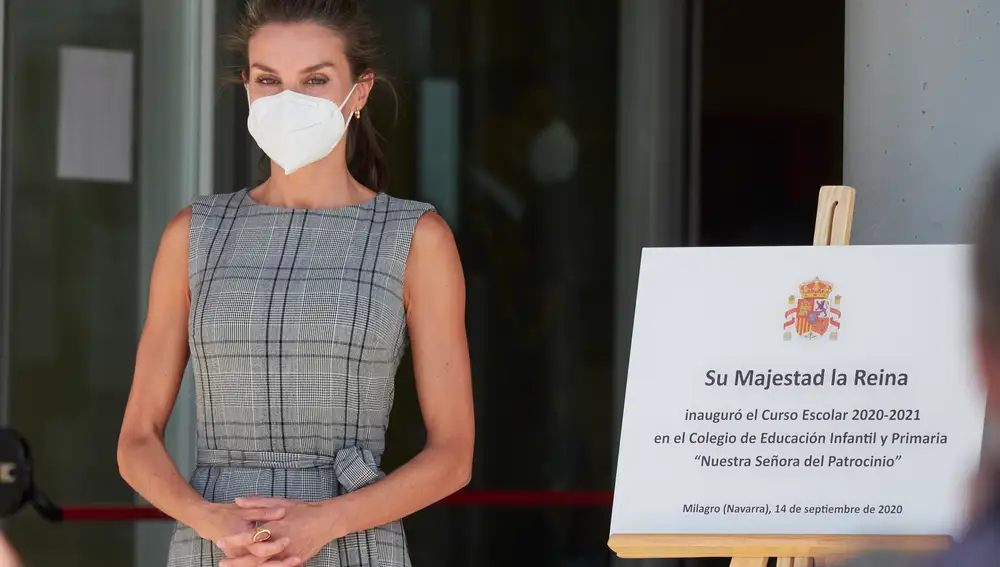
[0,1,995,566]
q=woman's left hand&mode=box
[217,497,343,567]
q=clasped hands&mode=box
[200,496,340,567]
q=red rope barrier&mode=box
[62,507,170,522]
[57,490,613,522]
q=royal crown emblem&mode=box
[784,278,842,340]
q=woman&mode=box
[0,531,22,567]
[117,1,474,566]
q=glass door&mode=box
[1,0,142,565]
[0,0,212,565]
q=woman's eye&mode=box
[255,76,278,85]
[306,76,328,85]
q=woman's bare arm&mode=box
[321,210,475,535]
[0,531,22,567]
[116,207,212,528]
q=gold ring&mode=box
[252,527,271,543]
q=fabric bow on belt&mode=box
[198,446,386,566]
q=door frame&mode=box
[0,0,9,429]
[612,2,700,564]
[133,0,216,563]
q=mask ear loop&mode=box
[242,70,252,108]
[340,83,360,128]
[339,82,359,110]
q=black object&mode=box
[0,428,61,521]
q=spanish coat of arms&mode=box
[783,278,842,340]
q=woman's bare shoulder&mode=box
[161,206,192,250]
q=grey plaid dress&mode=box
[166,188,434,567]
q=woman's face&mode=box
[246,22,370,112]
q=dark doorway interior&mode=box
[698,0,846,247]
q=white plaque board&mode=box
[611,245,986,538]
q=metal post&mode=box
[613,1,698,566]
[134,0,214,563]
[0,0,10,429]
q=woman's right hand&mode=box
[192,502,287,558]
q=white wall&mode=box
[844,0,1000,502]
[844,0,1000,245]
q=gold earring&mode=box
[354,109,361,119]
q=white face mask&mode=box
[246,84,358,175]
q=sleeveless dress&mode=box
[166,188,435,567]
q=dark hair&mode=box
[229,0,390,192]
[973,157,1000,344]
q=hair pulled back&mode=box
[230,0,389,192]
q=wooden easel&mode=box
[608,186,952,567]
[813,185,856,247]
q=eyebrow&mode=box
[250,62,335,74]
[301,61,335,73]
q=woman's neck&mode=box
[254,155,374,209]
